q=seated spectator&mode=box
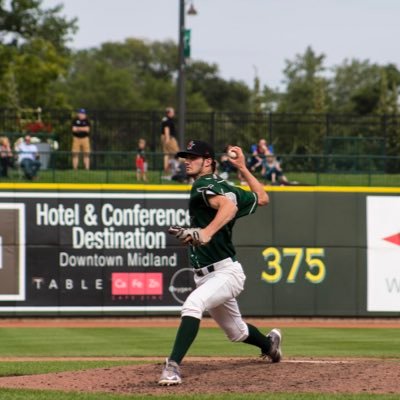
[219,146,237,178]
[16,135,41,180]
[248,138,272,172]
[170,156,188,183]
[0,136,13,178]
[262,154,289,185]
[218,145,245,184]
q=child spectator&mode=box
[136,138,148,182]
[262,154,289,185]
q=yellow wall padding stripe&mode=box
[0,183,399,194]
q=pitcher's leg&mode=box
[168,272,239,364]
[168,316,200,364]
[182,272,241,319]
[209,299,274,355]
[208,298,249,342]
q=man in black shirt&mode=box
[72,108,91,170]
[160,107,180,176]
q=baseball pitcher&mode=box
[159,140,282,386]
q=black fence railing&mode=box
[1,150,399,187]
[1,110,399,159]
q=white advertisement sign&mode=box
[367,196,400,311]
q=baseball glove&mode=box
[168,226,210,246]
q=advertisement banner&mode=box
[0,188,399,316]
[367,196,400,311]
[0,192,195,312]
[0,203,25,301]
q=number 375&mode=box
[261,247,326,284]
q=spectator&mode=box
[72,108,91,170]
[248,139,272,172]
[16,135,41,180]
[160,107,180,176]
[136,138,148,182]
[0,136,13,178]
[219,145,243,183]
[170,156,188,183]
[262,154,289,185]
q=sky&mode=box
[42,0,400,89]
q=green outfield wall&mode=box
[0,183,399,316]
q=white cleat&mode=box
[158,358,182,386]
[264,328,282,363]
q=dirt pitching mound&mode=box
[0,357,398,395]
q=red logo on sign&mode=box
[112,273,163,295]
[383,233,400,247]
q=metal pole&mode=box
[177,0,186,149]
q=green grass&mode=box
[288,172,400,187]
[1,168,400,186]
[0,327,399,358]
[0,327,399,399]
[0,360,146,377]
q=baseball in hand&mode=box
[227,150,238,159]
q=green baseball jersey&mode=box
[188,173,258,268]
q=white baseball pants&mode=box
[181,258,249,342]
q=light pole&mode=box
[177,0,197,150]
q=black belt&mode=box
[193,256,236,277]
[194,265,215,277]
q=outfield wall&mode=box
[0,183,399,316]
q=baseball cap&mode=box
[77,108,87,114]
[177,140,215,159]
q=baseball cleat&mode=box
[158,358,182,386]
[263,328,282,363]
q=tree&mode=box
[63,41,251,113]
[62,39,178,111]
[278,46,327,114]
[186,60,251,113]
[331,59,379,114]
[0,0,77,109]
[0,0,77,51]
[248,68,267,141]
[274,46,328,154]
[330,60,400,116]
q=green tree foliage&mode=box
[331,59,380,114]
[63,40,251,113]
[0,0,77,109]
[185,60,252,113]
[278,46,327,114]
[247,69,266,141]
[62,38,178,110]
[271,46,329,154]
[264,47,400,118]
[0,0,76,50]
[330,60,400,115]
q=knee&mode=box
[226,323,249,342]
[181,296,205,320]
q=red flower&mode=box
[24,121,53,133]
